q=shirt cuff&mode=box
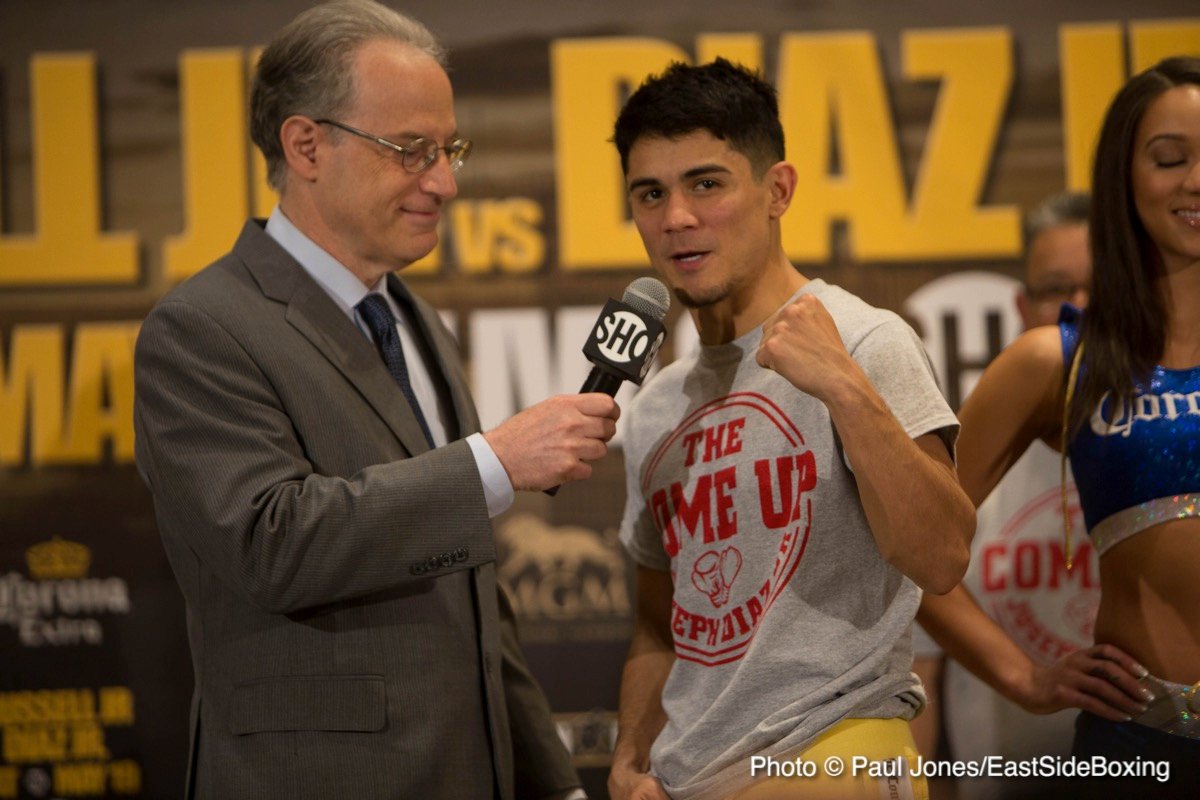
[467,432,514,518]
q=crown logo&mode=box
[26,537,91,580]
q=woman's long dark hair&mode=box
[1069,56,1200,435]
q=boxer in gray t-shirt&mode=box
[608,59,973,800]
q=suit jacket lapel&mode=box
[233,221,435,456]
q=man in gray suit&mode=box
[133,2,614,798]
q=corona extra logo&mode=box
[3,537,129,647]
[26,537,91,580]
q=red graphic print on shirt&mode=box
[979,486,1098,664]
[642,392,815,666]
[691,546,743,608]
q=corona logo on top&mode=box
[0,537,130,648]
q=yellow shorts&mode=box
[729,717,928,800]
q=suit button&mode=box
[440,551,454,568]
[455,547,468,561]
[410,562,426,576]
[426,556,441,572]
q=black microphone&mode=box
[579,277,672,395]
[547,278,671,496]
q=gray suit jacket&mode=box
[134,221,578,799]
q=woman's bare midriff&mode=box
[1094,516,1200,684]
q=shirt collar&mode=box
[265,206,387,319]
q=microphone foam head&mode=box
[622,277,671,322]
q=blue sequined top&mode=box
[1061,306,1200,556]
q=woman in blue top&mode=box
[919,57,1200,797]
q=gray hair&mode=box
[250,0,447,190]
[1022,190,1091,252]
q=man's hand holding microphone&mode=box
[484,278,671,493]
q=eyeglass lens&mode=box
[405,139,470,173]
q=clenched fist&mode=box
[756,293,859,401]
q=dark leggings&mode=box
[1070,711,1200,799]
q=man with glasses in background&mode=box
[133,2,611,798]
[914,192,1102,800]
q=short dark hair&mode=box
[613,58,785,176]
[250,0,445,190]
[1023,191,1091,252]
[1070,55,1200,434]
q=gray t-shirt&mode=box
[619,279,959,799]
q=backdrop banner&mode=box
[1,2,1197,797]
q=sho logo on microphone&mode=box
[594,309,651,363]
[584,299,667,384]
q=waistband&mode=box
[729,717,924,800]
[1131,674,1200,740]
[1090,493,1200,556]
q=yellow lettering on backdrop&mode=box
[1059,24,1124,192]
[1130,19,1200,70]
[0,55,137,285]
[53,762,106,794]
[899,28,1018,257]
[1059,20,1200,192]
[450,201,494,272]
[0,326,65,466]
[449,199,546,274]
[405,228,443,275]
[552,38,688,269]
[3,724,67,761]
[164,50,250,282]
[777,32,908,262]
[97,687,135,727]
[57,323,139,464]
[695,34,763,69]
[108,760,142,794]
[0,324,137,467]
[68,722,108,759]
[492,198,545,273]
[248,46,279,219]
[448,197,547,273]
[0,765,16,799]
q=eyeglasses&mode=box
[314,119,472,173]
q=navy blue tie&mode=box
[357,293,435,448]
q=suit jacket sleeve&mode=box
[497,585,582,797]
[134,297,495,615]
